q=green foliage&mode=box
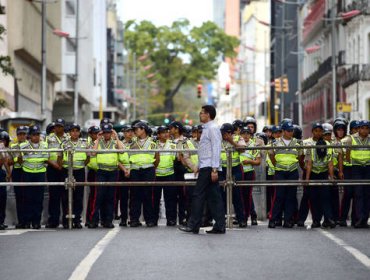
[124,20,238,113]
[0,24,14,76]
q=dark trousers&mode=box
[330,171,340,222]
[271,170,298,223]
[339,166,355,222]
[89,170,118,225]
[130,167,156,223]
[119,171,130,223]
[155,174,177,222]
[47,166,66,225]
[23,171,45,225]
[298,186,312,223]
[174,162,186,223]
[266,173,275,216]
[310,171,333,223]
[188,167,225,231]
[352,165,370,223]
[13,168,25,224]
[62,168,85,223]
[220,165,245,223]
[86,169,97,224]
[241,171,254,221]
[0,169,6,224]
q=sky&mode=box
[117,0,213,27]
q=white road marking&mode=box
[68,227,120,280]
[0,229,56,236]
[320,229,370,270]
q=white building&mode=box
[54,0,107,125]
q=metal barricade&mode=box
[2,143,370,229]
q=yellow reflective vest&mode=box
[61,139,88,170]
[156,140,176,176]
[20,140,48,173]
[350,135,370,166]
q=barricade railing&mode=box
[2,144,370,229]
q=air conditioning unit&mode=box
[0,5,5,15]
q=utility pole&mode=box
[331,0,337,120]
[133,52,137,120]
[73,0,79,123]
[41,0,46,118]
[280,2,285,121]
[296,2,303,127]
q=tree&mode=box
[124,19,239,113]
[0,24,14,108]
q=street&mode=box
[1,221,369,280]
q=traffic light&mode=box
[164,113,170,124]
[274,78,282,92]
[282,77,289,93]
[197,84,202,98]
[225,83,230,95]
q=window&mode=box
[66,39,76,53]
[65,0,75,16]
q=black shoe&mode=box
[239,222,247,228]
[337,220,347,227]
[15,223,25,229]
[268,221,276,228]
[178,225,199,234]
[275,220,283,227]
[311,221,321,228]
[179,220,187,226]
[130,221,142,228]
[114,215,121,220]
[45,223,59,229]
[63,223,69,229]
[73,223,83,229]
[0,224,6,230]
[354,220,369,228]
[297,221,305,227]
[201,221,213,227]
[87,223,98,229]
[32,224,41,230]
[322,220,336,229]
[24,223,31,229]
[103,223,114,229]
[166,220,176,226]
[283,221,294,228]
[146,222,156,227]
[119,221,127,227]
[206,228,226,234]
[251,219,258,226]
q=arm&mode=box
[337,152,344,180]
[242,156,261,166]
[154,152,160,168]
[305,159,312,180]
[328,160,334,180]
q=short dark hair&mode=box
[202,105,216,120]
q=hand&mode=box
[243,159,250,165]
[211,171,218,182]
[112,130,118,140]
[97,132,103,139]
[6,175,11,182]
[338,171,344,180]
[124,169,130,178]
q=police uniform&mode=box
[220,124,245,226]
[305,138,335,228]
[269,122,303,228]
[118,137,131,226]
[240,130,261,225]
[46,118,68,227]
[344,121,370,228]
[59,123,88,228]
[89,123,121,228]
[9,126,28,228]
[129,122,157,227]
[155,136,177,225]
[20,126,48,229]
[0,132,9,230]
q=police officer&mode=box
[19,126,49,229]
[0,131,9,230]
[46,118,68,228]
[117,124,132,227]
[268,121,304,228]
[338,120,360,226]
[344,120,370,228]
[89,123,124,228]
[58,123,89,228]
[240,127,261,226]
[155,125,177,226]
[86,125,100,226]
[129,121,159,227]
[305,124,336,228]
[8,126,28,228]
[220,123,246,227]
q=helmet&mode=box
[69,123,81,131]
[322,123,333,132]
[333,120,347,131]
[28,125,41,135]
[100,118,112,127]
[272,125,282,133]
[262,125,273,132]
[88,126,101,134]
[183,125,192,137]
[349,120,360,131]
[133,121,149,130]
[0,131,10,142]
[281,121,294,131]
[121,124,133,132]
[54,118,66,127]
[157,125,169,134]
[240,127,253,135]
[293,125,302,140]
[255,132,268,145]
[243,116,257,132]
[46,122,55,135]
[334,116,348,126]
[168,121,184,133]
[220,123,234,134]
[232,119,244,130]
[280,118,293,126]
[16,125,29,135]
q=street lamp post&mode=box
[41,0,46,118]
[331,0,337,120]
[73,0,79,123]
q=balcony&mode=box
[302,56,332,92]
[342,64,370,88]
[338,0,370,15]
[303,0,325,41]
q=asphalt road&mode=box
[1,222,369,280]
